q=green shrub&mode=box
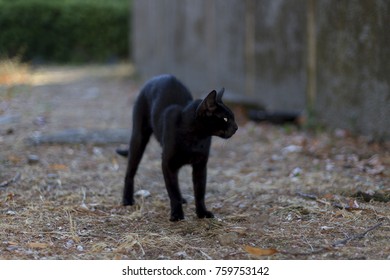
[0,0,130,63]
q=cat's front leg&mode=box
[192,162,214,219]
[162,162,185,221]
[123,175,135,205]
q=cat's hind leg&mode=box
[123,98,152,206]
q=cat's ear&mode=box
[217,88,225,103]
[196,90,218,117]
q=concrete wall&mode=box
[132,0,390,139]
[315,0,390,140]
[133,0,306,111]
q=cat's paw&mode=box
[122,197,134,206]
[169,213,185,222]
[197,210,214,219]
[170,203,185,221]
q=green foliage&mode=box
[0,0,130,63]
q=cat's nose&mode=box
[233,123,238,132]
[228,123,238,137]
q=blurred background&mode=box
[0,0,389,140]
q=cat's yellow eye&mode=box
[223,117,228,122]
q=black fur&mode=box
[117,75,238,221]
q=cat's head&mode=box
[196,88,238,139]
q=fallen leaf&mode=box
[49,164,69,171]
[7,155,22,164]
[111,158,119,171]
[28,242,49,249]
[334,210,344,218]
[6,193,15,202]
[244,245,278,256]
[322,193,336,200]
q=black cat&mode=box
[117,75,238,221]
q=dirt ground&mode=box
[0,64,389,260]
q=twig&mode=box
[331,203,362,211]
[0,173,21,189]
[332,222,383,247]
[277,222,383,256]
[199,249,213,260]
[296,191,317,200]
[278,247,330,256]
[296,191,365,211]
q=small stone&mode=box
[282,145,302,154]
[334,128,347,138]
[174,251,188,259]
[321,226,334,231]
[218,232,238,246]
[0,114,20,125]
[271,154,284,161]
[134,189,151,198]
[27,155,40,164]
[47,173,59,179]
[93,147,103,157]
[33,116,48,127]
[325,160,335,171]
[6,245,19,251]
[289,167,302,177]
[64,240,74,249]
[157,255,168,260]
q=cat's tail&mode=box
[116,148,129,157]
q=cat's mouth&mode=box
[216,126,238,139]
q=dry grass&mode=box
[0,65,389,259]
[0,58,30,86]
